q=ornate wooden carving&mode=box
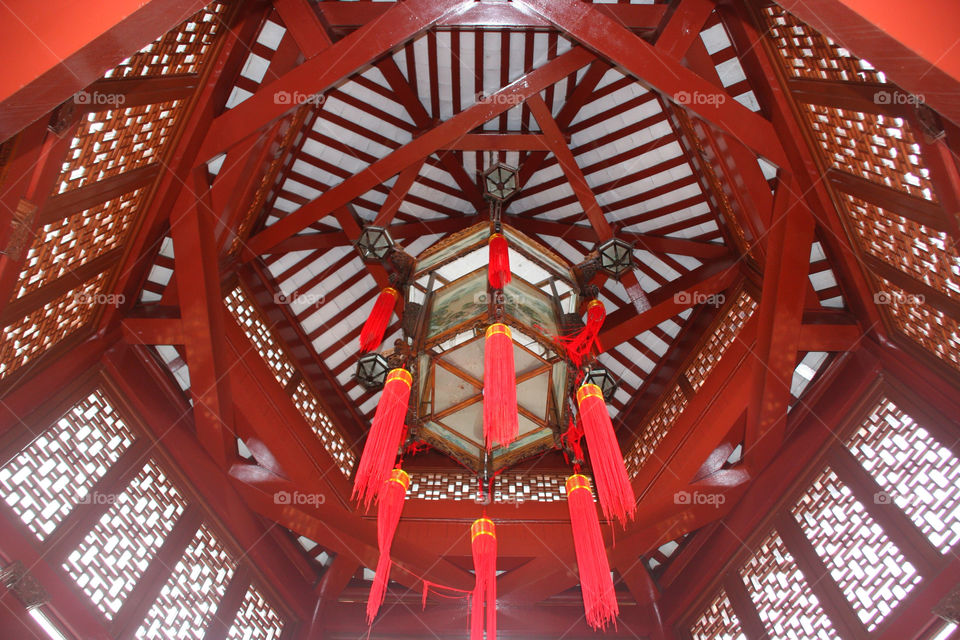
[2,199,37,261]
[0,561,49,609]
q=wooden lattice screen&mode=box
[625,289,756,476]
[0,3,229,382]
[685,390,959,637]
[759,3,960,377]
[225,285,356,476]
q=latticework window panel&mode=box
[104,2,229,79]
[225,286,355,476]
[842,194,960,301]
[684,290,757,391]
[407,471,569,502]
[846,397,960,553]
[0,389,135,539]
[791,466,921,631]
[408,471,478,501]
[0,270,109,379]
[290,380,355,476]
[226,584,285,640]
[625,385,687,477]
[878,278,960,372]
[761,5,886,84]
[16,189,144,298]
[739,529,841,639]
[58,102,183,194]
[225,287,295,387]
[803,104,934,202]
[136,524,237,639]
[689,588,746,640]
[63,460,187,619]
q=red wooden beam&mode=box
[0,0,209,141]
[598,259,740,349]
[654,0,717,60]
[200,0,471,161]
[515,0,788,167]
[273,0,331,58]
[244,47,595,256]
[774,0,960,127]
[798,322,862,351]
[317,1,667,32]
[439,134,550,151]
[170,171,238,468]
[121,317,184,345]
[743,178,815,471]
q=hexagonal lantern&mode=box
[355,353,390,390]
[597,237,633,278]
[356,225,394,261]
[482,163,520,202]
[583,367,619,400]
[399,222,577,473]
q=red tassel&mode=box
[483,323,518,450]
[352,369,411,511]
[367,468,410,624]
[566,474,619,630]
[558,299,605,368]
[576,383,636,527]
[488,233,511,289]
[359,287,399,352]
[470,518,497,640]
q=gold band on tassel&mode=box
[576,383,604,405]
[489,233,504,242]
[383,287,399,299]
[386,368,412,387]
[471,517,496,541]
[565,474,593,496]
[586,299,604,312]
[485,323,512,339]
[387,468,411,492]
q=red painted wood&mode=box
[775,0,960,127]
[244,47,595,256]
[0,0,209,140]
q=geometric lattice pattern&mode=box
[625,385,687,477]
[58,103,183,194]
[762,5,886,84]
[104,3,228,79]
[225,285,355,476]
[846,397,960,553]
[16,190,144,298]
[63,460,187,619]
[225,286,296,387]
[804,105,934,202]
[0,389,135,539]
[407,470,569,503]
[739,529,841,640]
[879,278,960,372]
[136,524,237,639]
[226,584,285,640]
[689,588,746,640]
[0,271,109,378]
[624,292,755,477]
[842,194,960,300]
[685,289,756,391]
[290,379,355,476]
[791,466,921,631]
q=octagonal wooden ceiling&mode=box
[2,0,959,637]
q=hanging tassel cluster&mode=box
[367,468,410,624]
[483,323,518,450]
[359,287,399,352]
[566,474,619,630]
[488,233,511,289]
[576,383,636,527]
[352,368,412,511]
[558,299,606,368]
[470,518,497,640]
